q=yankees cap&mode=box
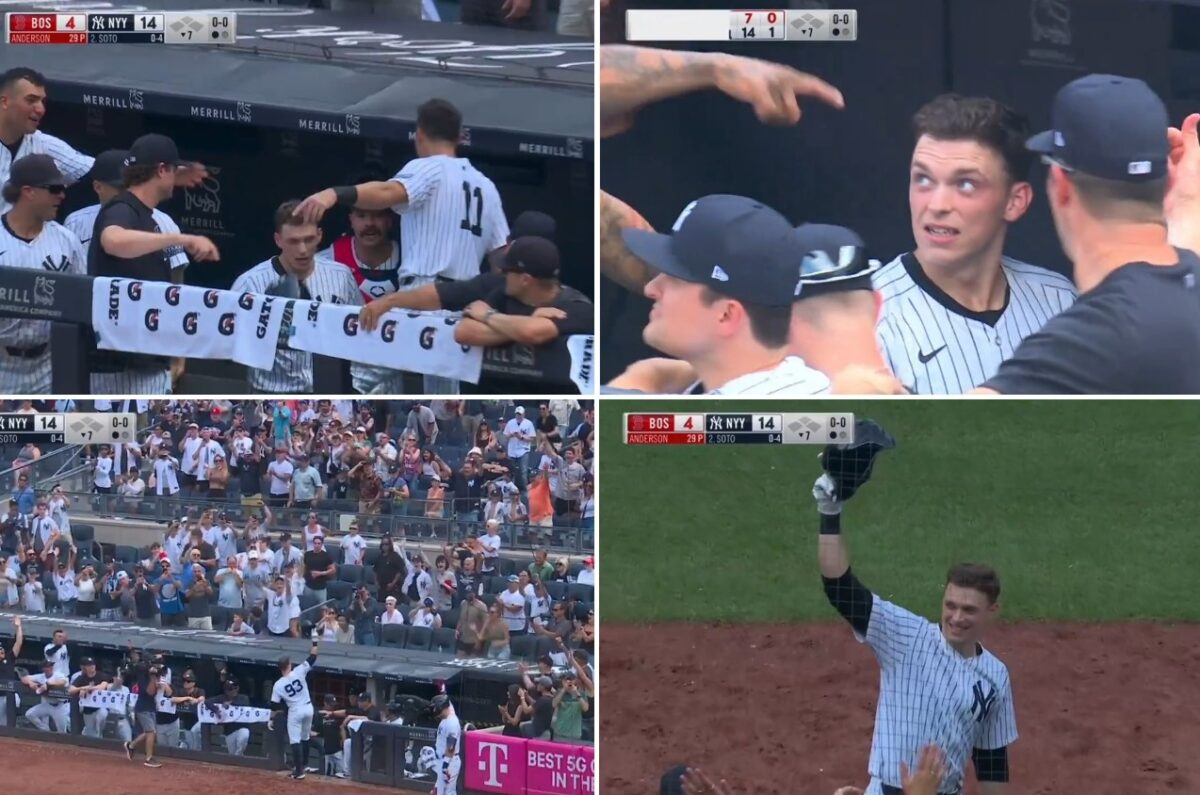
[125,133,181,168]
[504,236,560,279]
[793,223,880,298]
[7,154,67,188]
[89,149,128,186]
[623,194,800,307]
[510,210,556,243]
[80,656,96,666]
[1026,74,1168,182]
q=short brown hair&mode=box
[273,199,307,232]
[700,287,791,349]
[122,163,161,189]
[0,183,20,205]
[1067,171,1166,223]
[913,94,1033,183]
[946,563,1001,604]
[417,98,463,145]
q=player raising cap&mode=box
[270,631,320,780]
[0,154,87,393]
[614,194,831,395]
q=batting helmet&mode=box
[818,419,895,501]
[425,694,451,717]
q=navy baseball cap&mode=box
[622,195,800,307]
[793,223,880,298]
[124,133,180,168]
[504,236,560,279]
[509,211,556,243]
[89,150,128,186]
[8,154,67,189]
[1026,74,1168,182]
[660,766,688,795]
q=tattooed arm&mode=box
[600,191,656,292]
[600,45,844,137]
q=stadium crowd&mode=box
[0,398,596,768]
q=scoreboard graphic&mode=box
[624,412,855,445]
[5,12,236,44]
[625,8,858,42]
[0,413,136,446]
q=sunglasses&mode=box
[34,184,66,195]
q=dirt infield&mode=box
[602,622,1200,795]
[0,737,397,794]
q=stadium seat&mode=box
[298,590,320,613]
[380,624,408,648]
[439,608,458,630]
[405,626,432,651]
[567,583,593,603]
[363,566,377,586]
[488,576,508,594]
[71,524,96,546]
[115,545,139,566]
[498,558,518,576]
[568,562,583,579]
[432,627,456,654]
[327,581,353,608]
[509,634,536,661]
[337,564,364,584]
[546,582,567,601]
[534,636,557,660]
[209,605,231,631]
[363,548,380,567]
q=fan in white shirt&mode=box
[93,450,114,491]
[409,599,442,629]
[379,596,406,625]
[340,529,367,567]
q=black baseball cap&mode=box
[793,223,879,298]
[660,765,688,795]
[623,195,800,307]
[7,154,67,189]
[89,149,128,186]
[124,133,181,168]
[503,236,560,279]
[509,211,556,243]
[80,656,96,666]
[1026,74,1168,182]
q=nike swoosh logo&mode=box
[918,345,946,364]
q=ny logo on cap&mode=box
[710,266,729,282]
[1128,161,1151,175]
[1054,131,1065,147]
[672,201,698,232]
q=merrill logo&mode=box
[236,101,253,123]
[1031,0,1071,46]
[33,276,54,307]
[128,89,144,111]
[345,114,361,136]
[184,172,221,215]
[476,740,509,787]
[460,127,472,147]
[566,138,583,158]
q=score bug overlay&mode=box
[624,413,854,446]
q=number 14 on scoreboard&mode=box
[730,10,783,40]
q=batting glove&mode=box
[812,473,843,516]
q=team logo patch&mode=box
[41,254,71,272]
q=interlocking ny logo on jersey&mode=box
[41,254,72,272]
[971,680,996,723]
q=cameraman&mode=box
[123,651,171,767]
[550,670,588,742]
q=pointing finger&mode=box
[785,71,844,110]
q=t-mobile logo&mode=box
[478,740,510,786]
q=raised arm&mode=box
[812,475,872,636]
[11,616,22,658]
[599,191,656,293]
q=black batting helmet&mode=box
[818,419,895,501]
[426,694,451,716]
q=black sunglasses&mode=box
[35,184,67,195]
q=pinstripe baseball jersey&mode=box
[686,356,831,395]
[389,155,509,281]
[63,203,189,270]
[0,132,93,214]
[874,253,1076,394]
[231,257,362,393]
[859,596,1017,795]
[0,216,87,347]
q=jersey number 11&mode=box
[461,182,483,237]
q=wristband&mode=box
[482,309,498,324]
[332,185,358,207]
[819,513,841,535]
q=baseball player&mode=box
[231,199,362,393]
[0,616,23,728]
[68,655,111,738]
[977,75,1200,394]
[88,133,219,394]
[874,93,1076,394]
[318,201,407,393]
[429,694,462,795]
[43,627,70,679]
[270,632,321,780]
[64,149,189,271]
[295,98,511,393]
[0,154,87,393]
[812,441,1016,794]
[0,68,208,215]
[21,659,69,732]
[617,194,830,394]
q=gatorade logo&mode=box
[381,319,397,343]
